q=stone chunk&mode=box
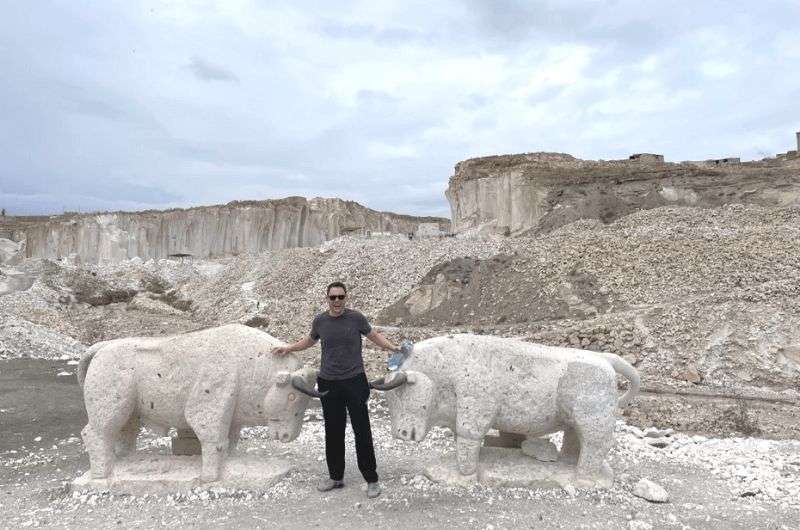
[632,478,669,503]
[643,427,674,438]
[72,454,291,495]
[680,364,702,384]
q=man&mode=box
[272,281,399,499]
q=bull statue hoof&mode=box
[74,324,325,492]
[372,334,640,490]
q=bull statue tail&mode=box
[595,352,640,408]
[77,341,110,388]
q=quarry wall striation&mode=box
[21,197,450,263]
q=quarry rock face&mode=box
[446,152,800,235]
[22,197,449,263]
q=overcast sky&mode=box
[1,1,799,217]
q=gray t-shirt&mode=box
[310,308,372,380]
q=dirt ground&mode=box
[1,359,798,530]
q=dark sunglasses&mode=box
[328,294,346,301]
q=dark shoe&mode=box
[317,478,344,492]
[366,482,381,499]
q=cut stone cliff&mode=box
[446,152,800,235]
[21,197,450,263]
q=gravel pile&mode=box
[0,313,85,359]
[544,204,800,307]
[178,234,515,359]
[372,205,800,408]
[1,204,799,435]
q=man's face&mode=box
[326,286,347,315]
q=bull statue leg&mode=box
[571,416,615,486]
[454,394,497,476]
[228,423,241,455]
[114,416,141,457]
[562,363,618,486]
[81,368,137,478]
[559,427,581,464]
[184,366,237,482]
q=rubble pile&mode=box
[1,204,798,435]
[0,257,208,355]
[178,233,515,362]
[0,313,85,360]
[374,205,800,435]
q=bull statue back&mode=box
[78,324,323,482]
[371,333,640,488]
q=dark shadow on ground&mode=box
[0,359,86,451]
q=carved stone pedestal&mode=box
[483,431,526,448]
[171,429,201,456]
[72,454,291,495]
[424,447,613,490]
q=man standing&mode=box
[272,281,399,499]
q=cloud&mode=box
[366,141,419,159]
[316,19,430,46]
[2,1,800,218]
[699,60,739,79]
[186,56,240,82]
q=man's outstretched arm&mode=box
[272,335,317,356]
[365,330,399,351]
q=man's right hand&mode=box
[271,346,291,356]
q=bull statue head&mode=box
[371,370,436,442]
[263,367,326,442]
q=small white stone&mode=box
[632,479,669,503]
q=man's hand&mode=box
[272,345,291,356]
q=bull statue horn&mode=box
[369,371,407,391]
[291,372,328,399]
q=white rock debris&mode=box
[632,479,669,503]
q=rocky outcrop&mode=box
[0,238,25,266]
[23,197,449,263]
[446,152,800,235]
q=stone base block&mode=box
[171,434,202,456]
[483,431,526,448]
[424,447,612,490]
[72,454,291,495]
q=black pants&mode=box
[316,373,378,483]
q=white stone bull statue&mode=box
[77,324,324,482]
[370,334,640,486]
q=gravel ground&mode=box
[1,358,798,530]
[2,204,800,528]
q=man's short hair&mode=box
[327,281,347,294]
